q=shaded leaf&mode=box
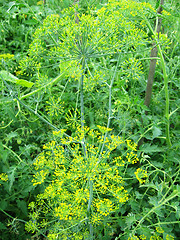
[16,200,28,216]
[5,132,18,143]
[0,200,7,210]
[8,167,16,192]
[149,196,159,207]
[152,126,162,139]
[0,222,7,230]
[125,213,136,229]
[140,143,164,153]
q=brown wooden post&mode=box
[144,0,164,108]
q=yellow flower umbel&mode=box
[0,173,8,185]
[134,168,148,184]
[26,126,140,239]
[0,53,14,61]
[18,0,151,82]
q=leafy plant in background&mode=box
[0,0,43,54]
[0,1,56,239]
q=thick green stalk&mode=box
[139,1,164,148]
[87,178,94,239]
[144,15,172,147]
[157,44,171,147]
[79,57,93,237]
[80,58,86,133]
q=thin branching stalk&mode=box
[73,2,93,236]
[157,44,171,146]
[0,207,47,238]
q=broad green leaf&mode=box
[0,70,33,88]
[140,183,159,191]
[152,161,164,168]
[154,207,164,217]
[149,196,159,207]
[16,79,34,88]
[125,213,136,229]
[24,19,38,25]
[6,106,16,121]
[5,132,18,143]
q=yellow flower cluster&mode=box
[0,53,14,60]
[0,173,8,185]
[27,126,140,238]
[37,1,43,5]
[128,233,174,240]
[156,33,171,50]
[45,96,64,117]
[126,139,137,151]
[32,169,49,186]
[84,69,105,91]
[162,10,171,16]
[52,129,66,137]
[120,58,144,86]
[97,125,112,133]
[156,226,164,234]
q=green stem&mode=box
[87,179,93,239]
[3,144,22,163]
[79,58,87,157]
[87,179,93,212]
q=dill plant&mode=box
[20,1,155,237]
